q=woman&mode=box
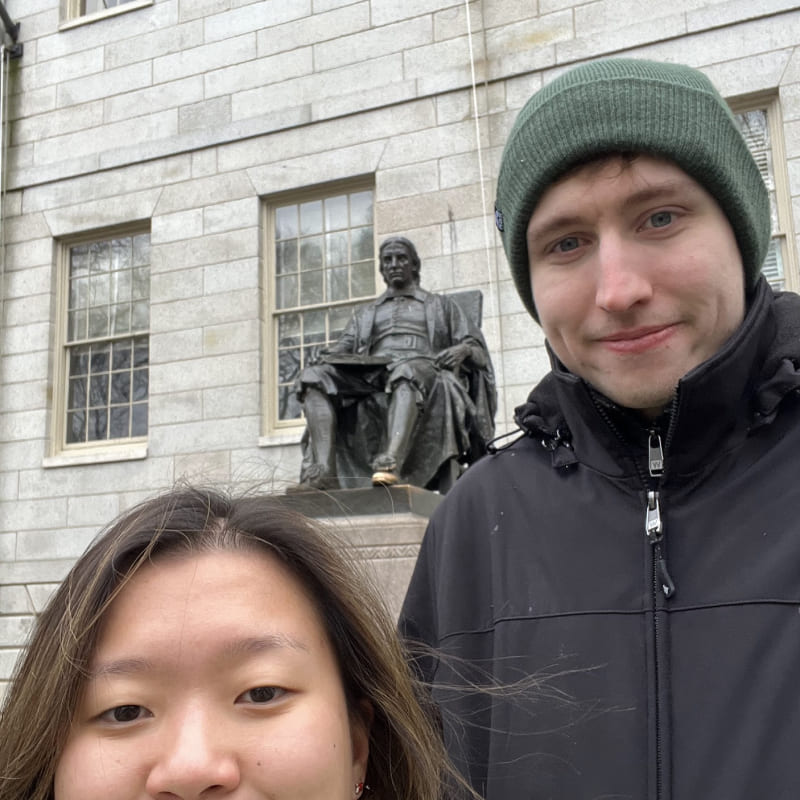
[0,487,458,800]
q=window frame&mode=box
[260,177,377,438]
[729,92,798,294]
[60,0,153,29]
[48,223,151,465]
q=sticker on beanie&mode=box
[494,205,504,232]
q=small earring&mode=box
[355,781,365,797]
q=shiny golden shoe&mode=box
[371,469,399,486]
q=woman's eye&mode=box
[647,210,673,228]
[99,705,149,724]
[238,686,285,704]
[553,236,581,253]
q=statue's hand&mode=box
[306,346,328,366]
[435,343,470,371]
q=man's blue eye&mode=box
[555,237,580,253]
[650,211,673,228]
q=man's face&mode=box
[380,242,416,290]
[526,155,746,418]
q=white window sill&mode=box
[43,442,148,468]
[258,430,303,449]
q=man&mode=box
[400,59,800,799]
[296,236,495,490]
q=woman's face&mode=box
[55,548,370,799]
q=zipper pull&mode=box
[657,553,676,598]
[645,490,662,543]
[648,429,664,477]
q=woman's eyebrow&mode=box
[89,635,309,680]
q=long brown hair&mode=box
[0,487,455,800]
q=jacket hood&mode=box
[512,278,800,476]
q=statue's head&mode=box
[379,237,421,289]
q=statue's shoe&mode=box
[371,469,399,486]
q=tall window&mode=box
[265,183,375,430]
[57,231,150,451]
[732,97,798,292]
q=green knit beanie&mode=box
[495,58,771,321]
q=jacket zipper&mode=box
[588,394,678,800]
[645,426,675,800]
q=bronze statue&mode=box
[294,237,496,492]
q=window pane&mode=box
[278,313,300,347]
[352,226,374,261]
[324,195,348,231]
[90,272,110,306]
[350,191,373,227]
[111,237,132,271]
[278,347,301,385]
[89,374,108,407]
[302,309,325,344]
[111,371,131,404]
[69,348,89,376]
[299,237,323,270]
[111,266,132,304]
[132,368,149,401]
[69,277,88,311]
[88,308,109,338]
[299,201,322,236]
[276,274,298,309]
[275,205,298,239]
[90,345,110,374]
[131,300,149,331]
[300,270,323,305]
[279,385,302,421]
[70,245,89,277]
[351,261,375,298]
[87,408,108,441]
[111,304,131,335]
[133,234,150,266]
[131,403,148,436]
[276,240,298,275]
[112,341,132,370]
[132,267,149,300]
[68,377,86,410]
[90,240,111,273]
[133,338,149,367]
[68,310,87,342]
[110,406,130,438]
[326,231,348,267]
[327,266,348,303]
[66,411,85,444]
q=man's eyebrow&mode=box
[89,635,309,680]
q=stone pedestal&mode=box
[281,485,441,619]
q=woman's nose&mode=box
[144,707,241,798]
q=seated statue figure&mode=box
[295,236,496,492]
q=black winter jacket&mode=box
[399,279,800,800]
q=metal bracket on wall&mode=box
[0,2,22,59]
